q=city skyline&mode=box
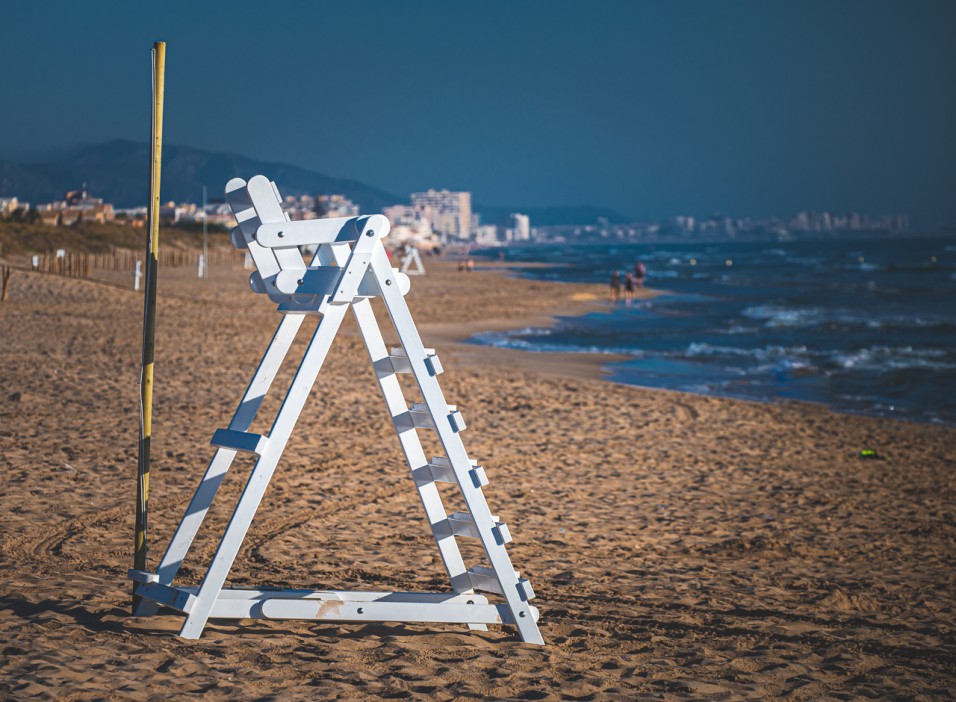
[1,1,955,227]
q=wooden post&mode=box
[0,266,10,302]
[135,40,165,609]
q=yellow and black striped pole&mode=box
[134,41,165,609]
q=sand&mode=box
[0,259,954,700]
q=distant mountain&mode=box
[0,140,632,226]
[0,140,402,213]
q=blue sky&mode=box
[1,1,954,225]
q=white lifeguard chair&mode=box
[399,245,425,275]
[128,175,543,644]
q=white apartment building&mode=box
[410,189,471,241]
[510,213,531,241]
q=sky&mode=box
[1,1,955,226]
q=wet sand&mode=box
[0,259,954,700]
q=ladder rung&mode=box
[211,428,269,455]
[409,402,459,430]
[439,512,510,545]
[134,581,197,613]
[457,566,521,596]
[469,464,489,488]
[446,512,481,538]
[388,347,437,374]
[517,578,536,602]
[411,456,480,484]
[493,522,513,545]
[128,569,159,584]
[424,354,443,377]
[425,456,457,482]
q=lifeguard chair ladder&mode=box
[128,175,543,644]
[400,246,425,275]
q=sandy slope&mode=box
[0,260,953,700]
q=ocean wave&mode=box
[741,304,824,328]
[830,346,955,371]
[740,304,951,330]
[683,343,811,363]
[469,330,641,356]
[717,324,759,335]
[682,342,955,373]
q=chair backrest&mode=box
[225,175,304,304]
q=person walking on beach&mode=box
[466,257,475,272]
[634,260,646,289]
[624,271,636,305]
[610,271,621,303]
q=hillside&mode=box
[0,141,632,226]
[0,140,402,213]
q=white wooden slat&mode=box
[260,599,506,624]
[493,523,513,545]
[517,578,536,602]
[203,588,490,603]
[388,346,435,373]
[135,582,196,613]
[128,569,159,584]
[424,354,443,376]
[210,428,269,455]
[275,267,342,296]
[256,217,361,247]
[246,176,305,274]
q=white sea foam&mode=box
[469,329,641,356]
[740,304,948,330]
[831,346,954,371]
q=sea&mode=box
[470,236,956,426]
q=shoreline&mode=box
[452,257,955,428]
[419,262,656,382]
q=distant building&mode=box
[278,193,359,220]
[0,197,29,218]
[383,204,437,248]
[35,186,114,226]
[473,224,499,245]
[317,194,360,218]
[410,189,471,241]
[510,213,531,241]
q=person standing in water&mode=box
[634,260,646,289]
[610,271,621,303]
[624,271,636,305]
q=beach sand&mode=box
[0,259,954,700]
